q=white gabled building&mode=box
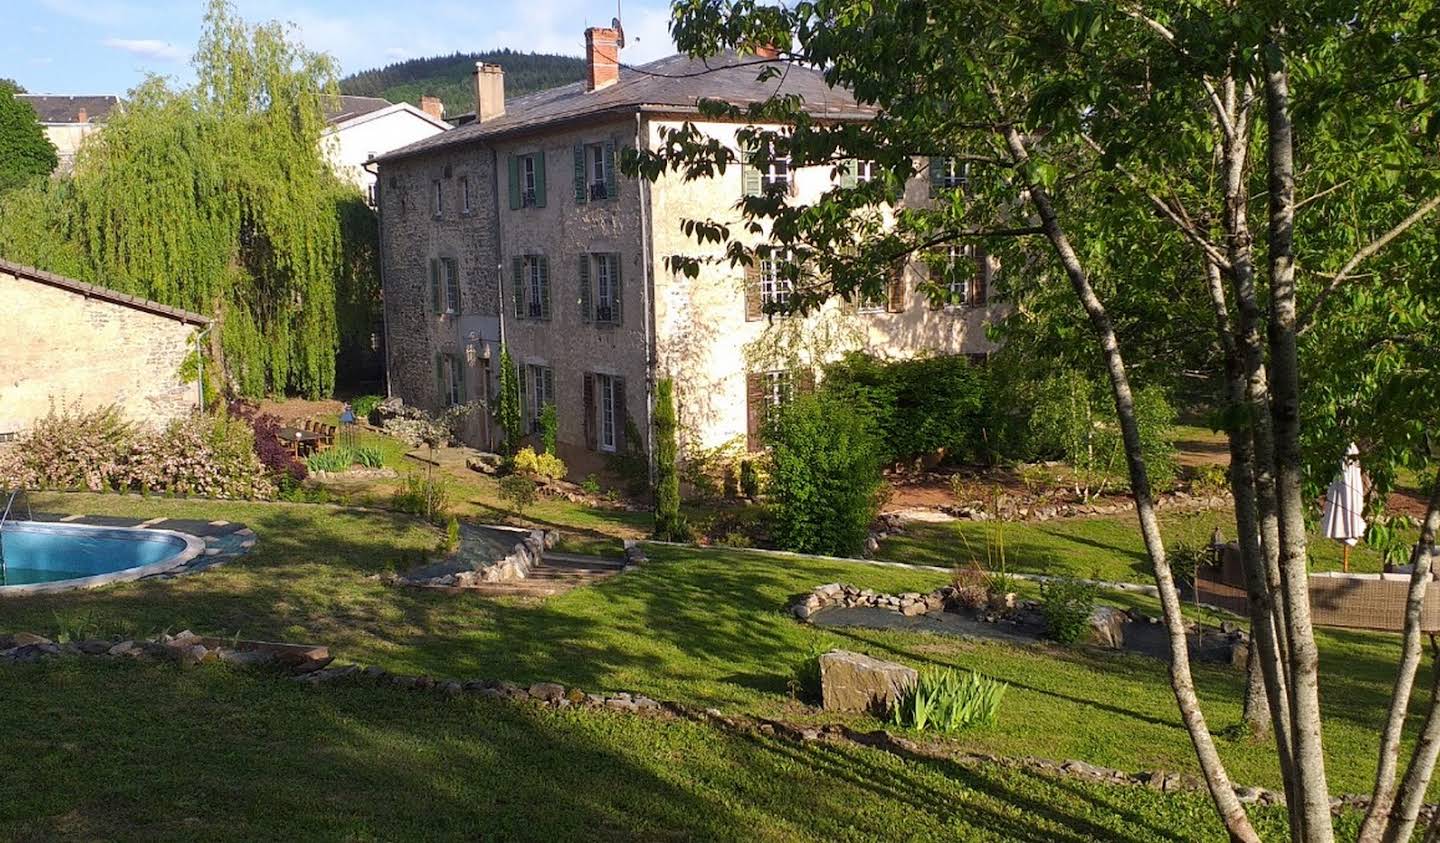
[322,95,451,204]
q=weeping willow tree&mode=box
[67,0,371,398]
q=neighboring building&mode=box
[374,29,1000,474]
[17,95,119,174]
[0,259,209,439]
[322,95,450,204]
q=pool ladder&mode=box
[0,488,29,585]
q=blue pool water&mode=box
[0,522,189,587]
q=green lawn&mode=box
[0,659,1312,842]
[2,492,1427,808]
[877,510,1389,582]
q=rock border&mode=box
[391,526,554,588]
[1,627,1423,821]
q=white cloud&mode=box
[102,37,189,62]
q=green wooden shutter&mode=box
[839,158,858,189]
[612,253,623,326]
[447,258,462,315]
[928,156,945,198]
[429,258,441,312]
[512,256,525,319]
[542,367,554,410]
[578,254,592,322]
[434,353,444,407]
[538,256,551,319]
[604,138,618,199]
[573,142,587,204]
[507,155,521,209]
[741,141,762,197]
[613,376,628,449]
[457,354,468,403]
[533,150,547,207]
[582,373,596,450]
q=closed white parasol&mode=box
[1321,442,1367,571]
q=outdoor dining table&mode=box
[276,427,323,456]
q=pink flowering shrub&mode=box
[0,403,273,499]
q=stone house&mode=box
[374,29,999,474]
[0,259,208,439]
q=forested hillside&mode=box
[340,50,586,117]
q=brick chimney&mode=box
[752,43,780,60]
[473,62,506,123]
[419,95,444,121]
[76,107,88,123]
[585,27,621,92]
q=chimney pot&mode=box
[473,62,506,123]
[419,95,444,121]
[585,27,621,92]
[76,107,88,123]
[752,43,780,60]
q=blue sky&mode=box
[1,0,679,95]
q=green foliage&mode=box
[580,473,602,497]
[0,87,56,192]
[351,395,383,420]
[653,378,688,541]
[0,403,272,498]
[1028,370,1176,499]
[511,446,566,481]
[1366,514,1417,569]
[391,472,450,525]
[496,346,522,454]
[443,516,461,554]
[498,474,538,514]
[788,645,825,703]
[1039,577,1099,645]
[680,435,745,501]
[339,49,585,117]
[539,403,558,455]
[763,393,882,556]
[305,448,352,473]
[738,459,760,500]
[890,668,1007,733]
[1190,464,1230,498]
[5,1,378,399]
[822,352,993,466]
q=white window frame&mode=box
[593,253,617,323]
[940,157,968,190]
[587,142,609,200]
[521,155,538,206]
[762,141,791,193]
[763,370,792,419]
[460,175,471,213]
[759,254,793,311]
[527,364,553,432]
[432,179,443,216]
[597,373,617,452]
[945,243,974,308]
[526,256,544,320]
[854,159,877,183]
[443,258,460,315]
[858,288,887,314]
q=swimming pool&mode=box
[0,521,204,594]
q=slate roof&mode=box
[322,95,394,125]
[376,51,874,162]
[0,258,210,326]
[17,95,119,124]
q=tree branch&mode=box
[1121,6,1235,141]
[1299,192,1440,334]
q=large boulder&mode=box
[819,650,918,714]
[1086,606,1129,649]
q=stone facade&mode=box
[0,265,206,436]
[379,86,1001,474]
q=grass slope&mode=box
[0,659,1310,841]
[3,493,1428,803]
[339,49,586,116]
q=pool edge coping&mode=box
[0,521,207,597]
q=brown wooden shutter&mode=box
[972,251,988,306]
[746,372,764,451]
[744,262,762,321]
[582,373,597,450]
[797,369,816,395]
[886,262,906,313]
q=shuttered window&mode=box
[432,179,443,217]
[934,244,986,309]
[512,255,551,321]
[759,255,792,310]
[460,175,471,213]
[509,151,547,209]
[526,364,554,432]
[742,139,793,197]
[746,370,800,451]
[593,373,627,453]
[929,156,968,198]
[437,353,464,407]
[442,257,460,315]
[574,140,619,203]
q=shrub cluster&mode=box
[391,471,450,523]
[890,668,1007,732]
[763,393,883,556]
[0,404,273,499]
[1039,577,1099,644]
[228,401,306,487]
[821,352,992,466]
[511,446,566,480]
